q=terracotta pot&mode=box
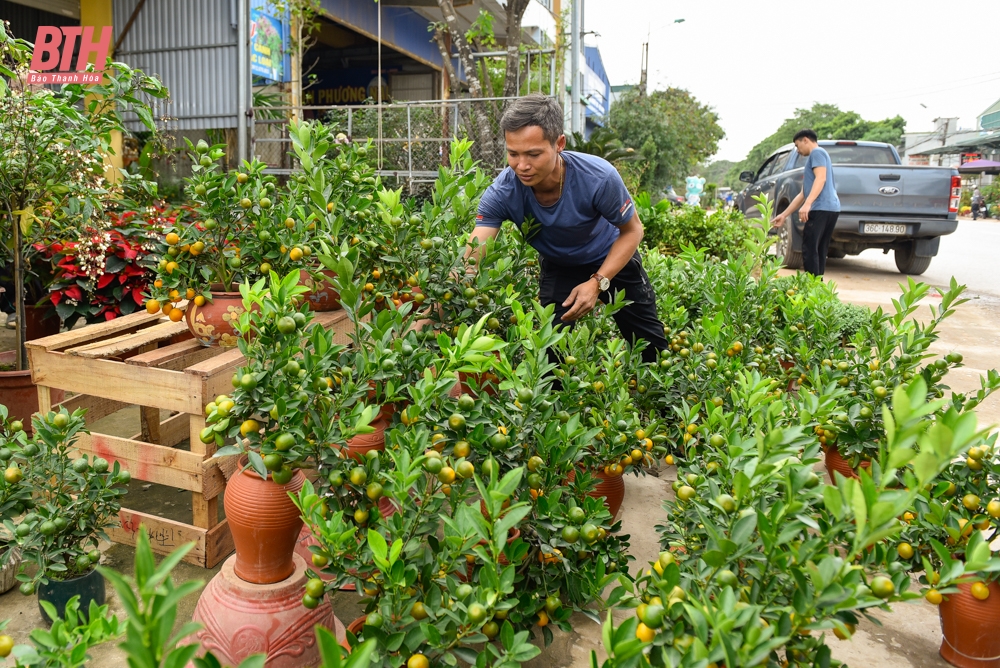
[378,495,398,518]
[593,470,626,518]
[567,468,626,518]
[299,270,341,312]
[939,581,1000,667]
[0,351,64,429]
[458,350,501,397]
[342,411,390,461]
[25,305,60,341]
[474,527,522,567]
[824,446,870,482]
[225,459,306,584]
[343,616,367,649]
[185,291,246,347]
[193,553,336,667]
[346,616,367,636]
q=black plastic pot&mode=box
[36,568,105,621]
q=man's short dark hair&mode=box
[500,93,564,144]
[793,129,818,142]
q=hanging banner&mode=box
[250,9,285,82]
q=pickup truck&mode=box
[735,140,959,274]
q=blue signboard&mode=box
[250,8,287,82]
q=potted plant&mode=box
[0,24,164,420]
[552,315,662,518]
[144,140,318,346]
[593,377,988,668]
[295,421,544,668]
[205,270,374,583]
[8,407,130,619]
[898,429,1000,668]
[35,179,172,328]
[788,280,982,481]
[0,404,30,594]
[285,119,381,312]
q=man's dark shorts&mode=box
[538,251,668,363]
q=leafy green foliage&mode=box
[636,195,750,258]
[566,128,641,164]
[10,410,129,587]
[7,597,123,667]
[609,88,725,194]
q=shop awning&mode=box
[922,133,1000,155]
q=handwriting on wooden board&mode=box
[118,512,181,550]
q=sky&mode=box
[584,0,1000,163]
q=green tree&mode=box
[608,88,724,194]
[698,159,736,187]
[725,103,842,186]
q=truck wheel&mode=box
[775,217,803,269]
[894,243,932,275]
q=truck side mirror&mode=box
[739,171,755,183]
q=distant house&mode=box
[582,45,610,137]
[978,96,1000,132]
[902,99,1000,167]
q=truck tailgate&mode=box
[835,166,953,217]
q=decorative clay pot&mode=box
[225,460,306,584]
[342,616,367,649]
[458,351,501,397]
[192,553,341,667]
[185,291,246,347]
[37,567,105,621]
[342,405,393,461]
[567,468,627,518]
[474,527,522,567]
[939,581,1000,668]
[824,446,870,482]
[300,269,341,312]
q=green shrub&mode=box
[636,194,750,258]
[830,301,872,340]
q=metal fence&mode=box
[251,49,557,185]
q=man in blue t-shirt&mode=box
[770,129,841,276]
[472,94,667,362]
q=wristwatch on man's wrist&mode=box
[590,273,610,292]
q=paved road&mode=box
[826,219,1000,298]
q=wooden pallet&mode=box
[25,308,355,568]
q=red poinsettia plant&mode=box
[35,204,180,329]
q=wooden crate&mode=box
[25,308,355,568]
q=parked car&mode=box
[735,140,959,274]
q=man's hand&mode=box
[770,212,786,228]
[799,202,811,223]
[561,279,601,322]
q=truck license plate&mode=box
[863,223,906,235]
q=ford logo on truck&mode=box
[878,186,900,196]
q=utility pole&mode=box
[237,0,249,164]
[569,0,581,134]
[639,42,648,96]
